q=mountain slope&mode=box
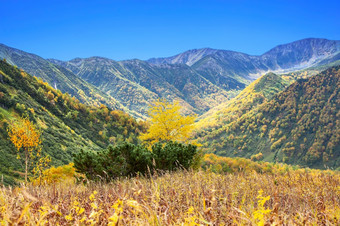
[260,38,340,71]
[51,57,234,116]
[0,44,138,116]
[0,60,145,185]
[191,51,264,88]
[2,38,339,120]
[195,66,340,169]
[150,38,340,82]
[195,60,340,133]
[148,48,219,66]
[195,72,290,133]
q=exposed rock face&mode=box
[148,48,219,66]
[149,38,340,78]
[260,38,340,70]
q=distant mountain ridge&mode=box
[0,44,139,116]
[147,48,220,66]
[148,38,340,79]
[49,38,339,117]
[1,38,339,118]
[260,38,340,71]
[148,38,340,70]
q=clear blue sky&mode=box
[1,0,339,61]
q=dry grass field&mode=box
[1,168,339,225]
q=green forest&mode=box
[0,60,146,184]
[195,66,340,169]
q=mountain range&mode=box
[1,38,339,118]
[0,38,339,184]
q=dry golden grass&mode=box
[1,169,340,225]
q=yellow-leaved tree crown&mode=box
[7,117,41,182]
[139,99,196,145]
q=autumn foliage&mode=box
[140,99,196,145]
[31,163,77,186]
[7,117,41,182]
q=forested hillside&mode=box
[49,57,235,116]
[195,66,340,169]
[0,44,141,117]
[195,72,290,131]
[0,60,145,184]
[1,38,339,119]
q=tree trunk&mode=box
[25,148,28,183]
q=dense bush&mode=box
[73,141,199,181]
[152,141,198,171]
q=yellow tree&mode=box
[7,117,41,182]
[140,99,196,145]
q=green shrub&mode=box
[73,141,200,181]
[152,141,198,171]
